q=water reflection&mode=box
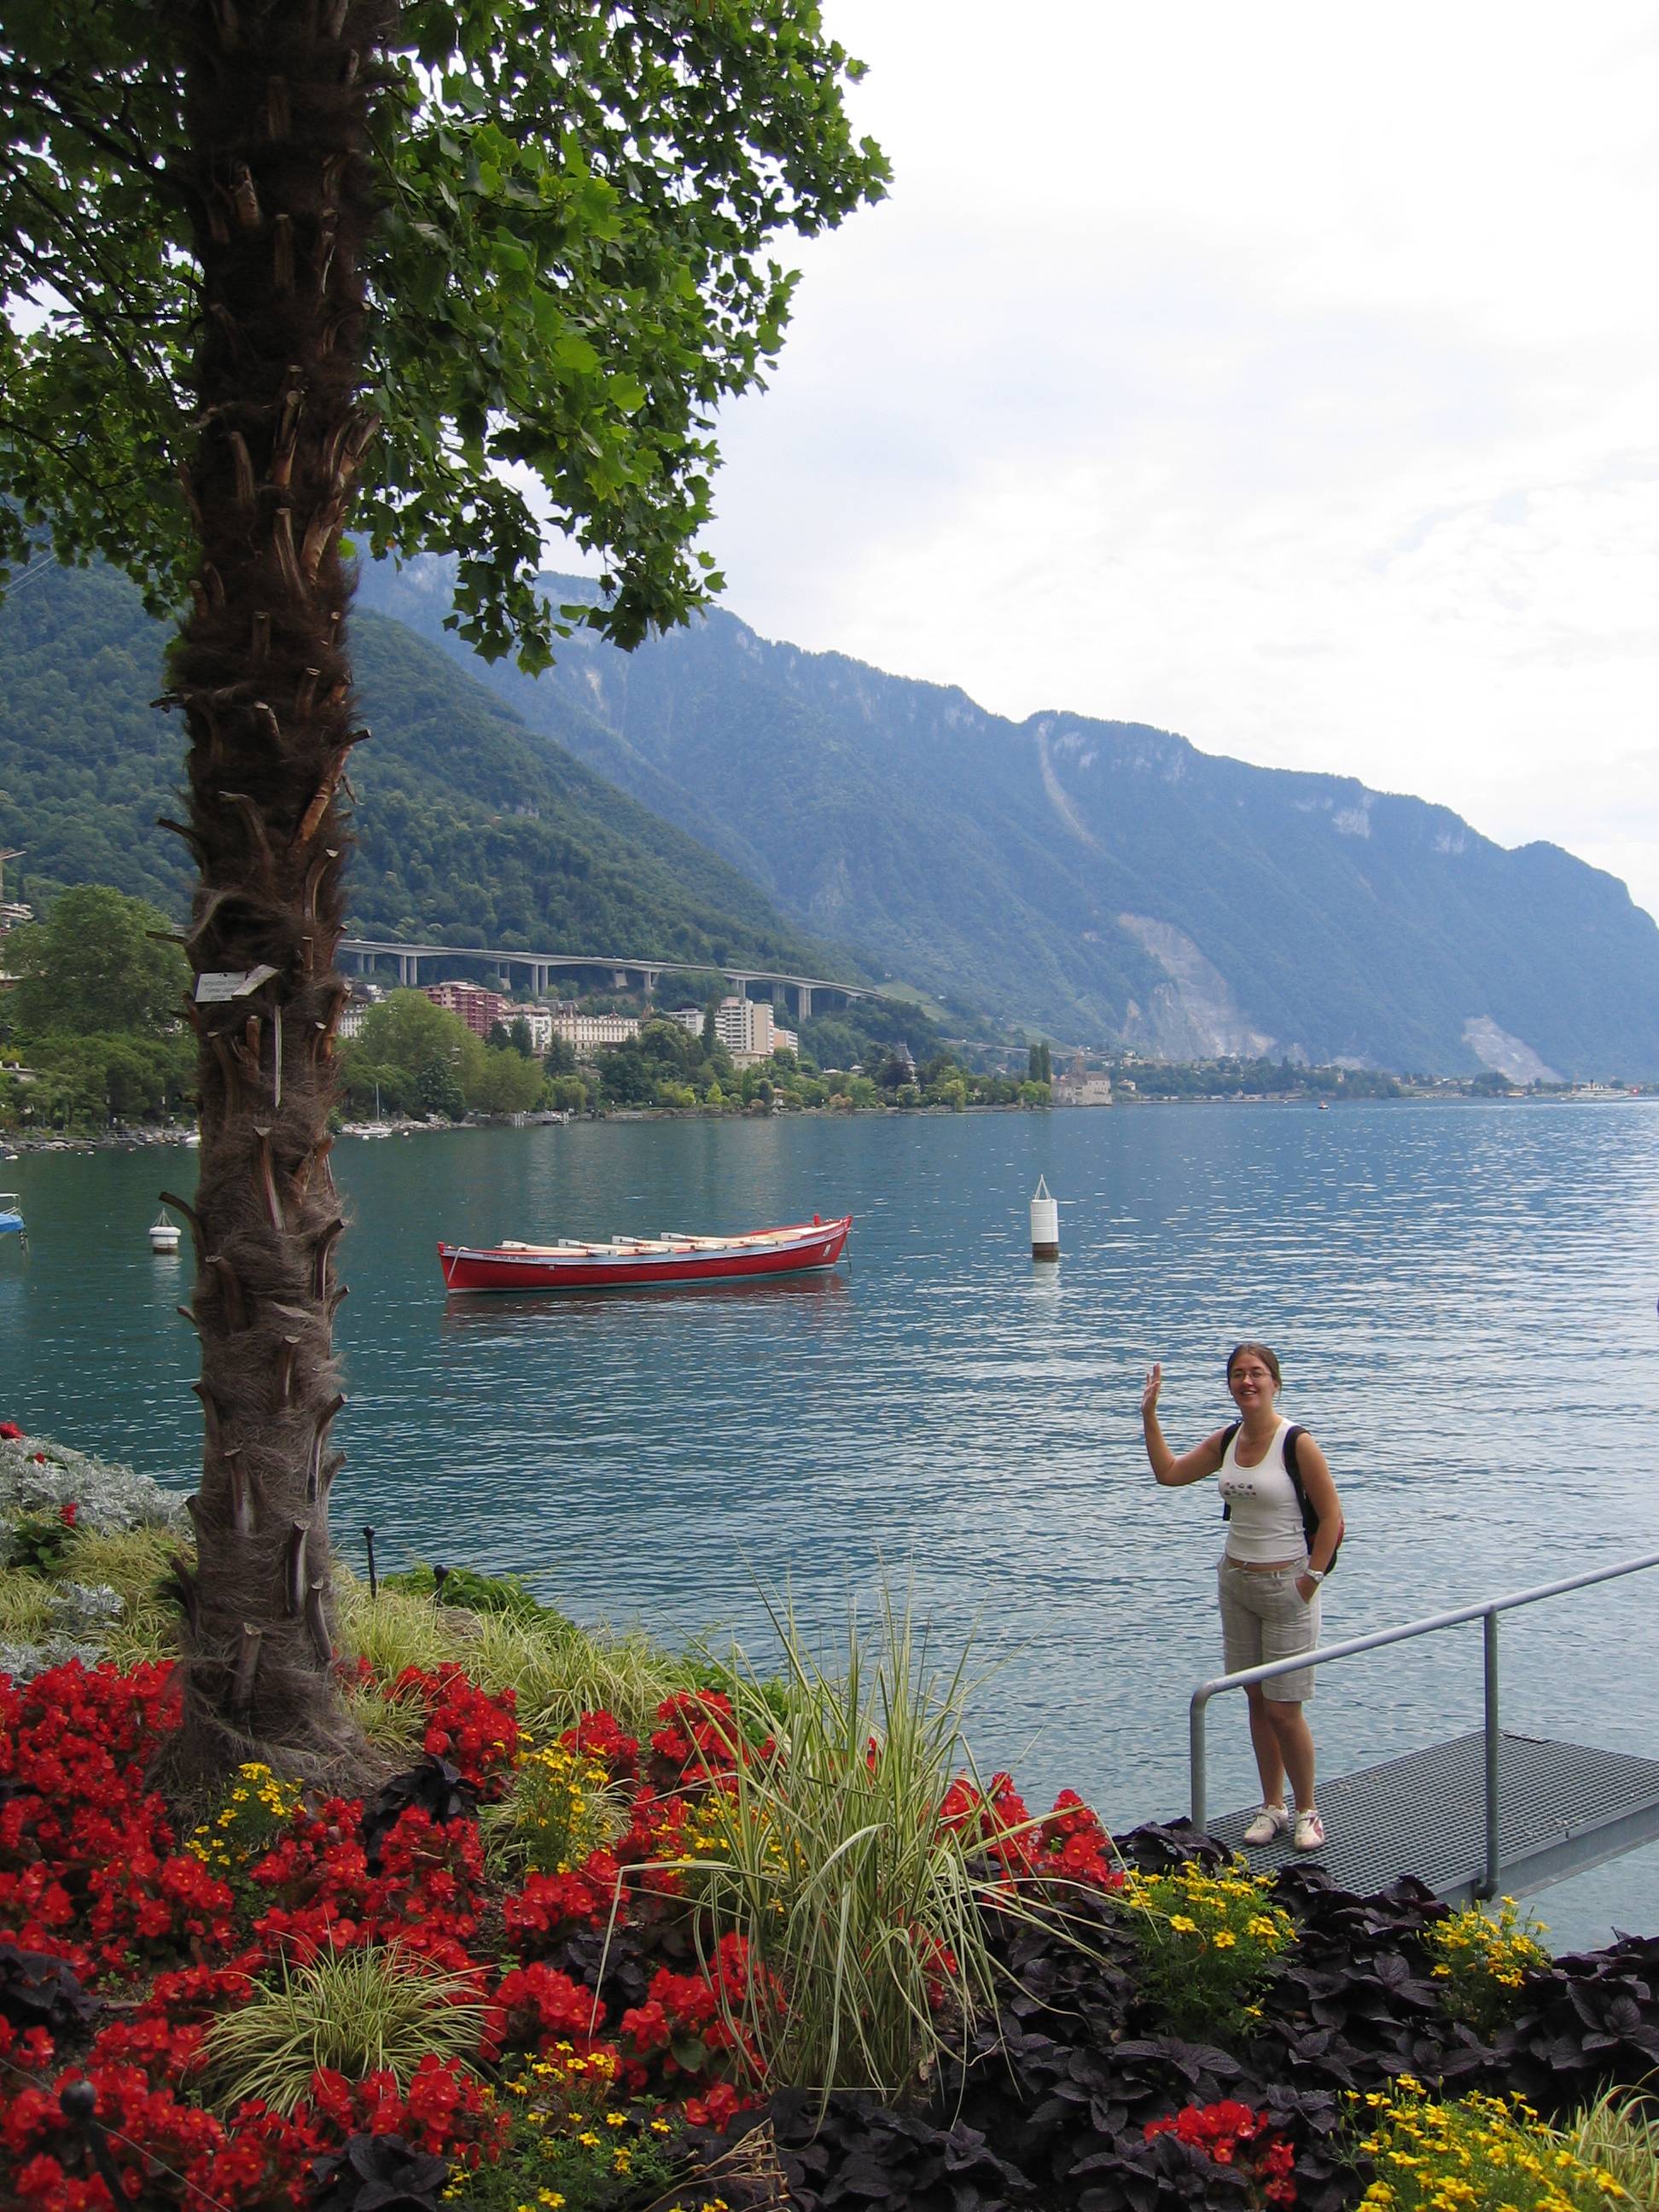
[438,1267,850,1336]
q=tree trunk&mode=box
[159,0,394,1789]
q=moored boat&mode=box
[438,1214,851,1295]
[0,1193,26,1251]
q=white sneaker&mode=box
[1293,1808,1326,1851]
[1242,1804,1289,1847]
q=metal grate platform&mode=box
[1208,1731,1659,1907]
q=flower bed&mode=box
[2,1434,1656,2212]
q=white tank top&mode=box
[1217,1418,1307,1563]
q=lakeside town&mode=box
[4,880,1650,1152]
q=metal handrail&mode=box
[1189,1546,1659,1898]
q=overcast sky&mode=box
[678,2,1659,921]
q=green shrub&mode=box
[1353,2076,1630,2210]
[186,1762,305,1888]
[1423,1896,1552,2040]
[1118,1859,1294,2044]
[483,1738,631,1877]
[201,1945,488,2116]
[381,1559,566,1627]
[4,1506,77,1576]
[457,2044,682,2212]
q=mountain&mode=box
[358,556,1659,1080]
[0,561,856,983]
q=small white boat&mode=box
[149,1207,182,1254]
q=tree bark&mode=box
[160,0,395,1789]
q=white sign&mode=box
[194,965,279,1004]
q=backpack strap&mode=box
[1217,1421,1240,1519]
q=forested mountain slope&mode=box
[358,556,1659,1079]
[0,562,855,981]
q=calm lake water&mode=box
[4,1100,1659,1949]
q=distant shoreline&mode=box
[3,1086,1651,1160]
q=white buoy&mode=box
[149,1207,181,1255]
[1030,1175,1060,1261]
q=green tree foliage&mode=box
[5,883,186,1036]
[1103,1056,1404,1100]
[471,1044,544,1115]
[0,883,194,1130]
[341,990,483,1120]
[2,1,887,668]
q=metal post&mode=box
[1190,1692,1209,1833]
[363,1525,377,1601]
[1481,1608,1500,1898]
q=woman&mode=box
[1140,1342,1343,1851]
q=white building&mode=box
[663,1007,706,1038]
[714,995,800,1066]
[337,985,382,1042]
[551,1003,639,1052]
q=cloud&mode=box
[689,0,1659,916]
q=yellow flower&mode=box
[1212,1931,1236,1949]
[1168,1913,1197,1933]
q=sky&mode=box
[671,3,1659,921]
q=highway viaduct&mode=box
[336,938,885,1022]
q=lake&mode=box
[4,1098,1659,1950]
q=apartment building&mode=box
[423,981,506,1038]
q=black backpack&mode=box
[1219,1422,1343,1570]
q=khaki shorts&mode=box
[1218,1554,1320,1702]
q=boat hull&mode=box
[438,1217,850,1295]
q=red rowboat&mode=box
[437,1214,851,1295]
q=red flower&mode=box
[1146,2099,1297,2203]
[59,1501,79,1527]
[0,1420,23,1441]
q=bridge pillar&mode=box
[641,966,659,1001]
[797,983,812,1021]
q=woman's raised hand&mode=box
[1140,1361,1163,1418]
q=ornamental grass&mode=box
[201,1942,492,2117]
[1551,2089,1659,2211]
[0,1565,54,1638]
[660,1586,1055,2103]
[458,1610,688,1745]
